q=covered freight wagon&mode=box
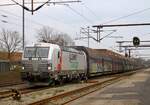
[72,46,134,77]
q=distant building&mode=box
[0,52,22,72]
[0,52,22,62]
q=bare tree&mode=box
[0,28,22,60]
[36,26,75,46]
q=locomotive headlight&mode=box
[22,67,24,70]
[48,66,51,70]
[48,63,52,70]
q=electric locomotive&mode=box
[21,43,87,85]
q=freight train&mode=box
[21,43,141,85]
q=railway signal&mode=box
[133,37,140,47]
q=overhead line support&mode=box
[93,23,150,28]
[22,0,25,50]
[116,40,150,43]
[92,23,150,42]
[121,45,150,47]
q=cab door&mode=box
[52,49,62,71]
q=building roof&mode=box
[0,52,22,62]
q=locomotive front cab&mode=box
[21,43,60,84]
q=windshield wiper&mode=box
[36,50,42,60]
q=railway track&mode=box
[0,71,120,99]
[0,80,98,100]
[0,85,52,99]
[0,82,24,87]
[0,70,140,105]
[0,87,30,99]
[28,71,137,105]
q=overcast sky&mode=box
[0,0,150,58]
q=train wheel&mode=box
[83,75,88,83]
[49,79,55,86]
[76,75,81,82]
[51,80,56,86]
[59,79,64,85]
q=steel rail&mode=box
[0,82,24,87]
[28,71,137,105]
[0,73,120,99]
[0,85,52,99]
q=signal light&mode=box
[133,37,140,47]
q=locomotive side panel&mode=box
[61,51,86,71]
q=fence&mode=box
[0,60,10,72]
[0,51,22,72]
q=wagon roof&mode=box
[71,46,126,59]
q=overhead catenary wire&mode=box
[0,12,44,30]
[78,4,150,44]
[81,3,98,19]
[0,11,21,22]
[0,19,23,27]
[10,0,30,11]
[0,1,96,27]
[10,0,52,13]
[0,1,82,33]
[0,10,23,27]
[0,8,74,29]
[38,10,78,30]
[0,9,45,27]
[0,6,80,38]
[65,4,93,24]
[0,1,93,28]
[1,1,150,26]
[102,7,150,24]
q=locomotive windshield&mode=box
[24,47,49,58]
